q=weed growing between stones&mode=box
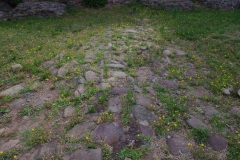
[191,128,210,144]
[20,126,50,148]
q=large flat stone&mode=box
[209,134,227,151]
[106,64,125,69]
[58,67,68,77]
[66,122,95,139]
[108,96,121,113]
[193,86,210,98]
[85,71,98,82]
[203,107,220,118]
[91,122,124,145]
[109,87,128,95]
[63,106,76,118]
[31,142,62,159]
[186,117,208,129]
[63,148,102,160]
[131,105,155,126]
[0,84,24,96]
[0,139,19,151]
[161,80,179,90]
[167,138,190,156]
[74,84,85,97]
[136,94,152,107]
[110,71,127,78]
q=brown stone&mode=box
[139,124,154,137]
[186,69,196,77]
[85,71,98,82]
[108,96,121,113]
[0,139,19,151]
[209,134,227,151]
[193,86,210,98]
[66,122,95,139]
[136,94,152,107]
[161,80,179,89]
[91,122,124,145]
[63,148,102,160]
[167,138,190,156]
[109,87,128,95]
[186,117,208,129]
[31,142,62,159]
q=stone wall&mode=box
[67,0,136,6]
[9,2,66,18]
[199,0,240,10]
[140,0,195,10]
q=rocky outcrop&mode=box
[140,0,195,11]
[199,0,240,10]
[9,2,66,18]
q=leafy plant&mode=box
[191,127,210,144]
[88,105,97,113]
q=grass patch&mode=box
[191,127,210,144]
[117,146,150,160]
[20,126,50,147]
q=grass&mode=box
[117,146,150,160]
[191,127,210,144]
[0,2,240,159]
[20,126,50,148]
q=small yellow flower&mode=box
[167,128,170,132]
[32,128,34,131]
[85,136,89,140]
[137,134,140,137]
[188,142,192,146]
[0,151,3,155]
[52,156,54,158]
[153,120,156,123]
[14,155,17,159]
[173,123,177,127]
[200,143,204,147]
